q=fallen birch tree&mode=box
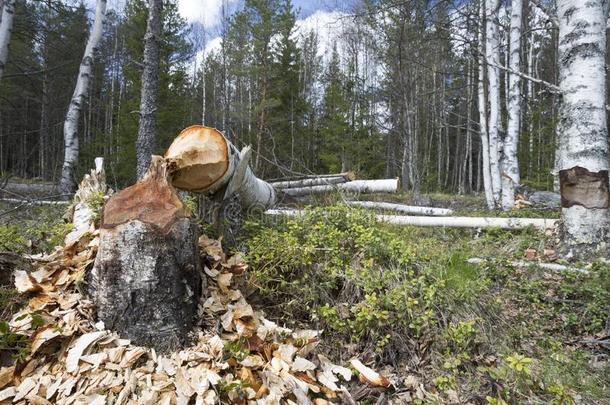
[346,201,453,216]
[270,172,355,189]
[165,125,276,211]
[270,176,347,189]
[281,179,399,197]
[467,257,588,275]
[266,208,558,230]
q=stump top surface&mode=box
[165,125,230,192]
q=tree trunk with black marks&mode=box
[557,0,610,256]
[59,0,107,196]
[136,0,163,179]
[0,0,15,83]
[89,156,202,352]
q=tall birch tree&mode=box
[485,0,502,206]
[59,0,107,195]
[501,0,523,210]
[0,0,15,83]
[136,0,163,179]
[478,0,494,209]
[557,0,610,255]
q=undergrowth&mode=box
[243,205,610,404]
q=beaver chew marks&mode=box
[164,125,230,192]
[559,166,610,209]
[90,155,202,352]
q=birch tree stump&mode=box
[88,156,202,352]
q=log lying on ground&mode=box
[467,257,588,274]
[165,125,276,211]
[270,172,355,189]
[0,198,68,206]
[346,201,453,216]
[282,179,399,197]
[88,156,201,352]
[266,208,558,230]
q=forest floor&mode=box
[0,195,608,404]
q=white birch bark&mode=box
[485,0,502,205]
[501,0,523,211]
[270,176,351,189]
[266,209,557,230]
[557,0,610,254]
[345,201,453,216]
[281,179,399,197]
[0,0,15,83]
[478,0,495,210]
[59,0,107,196]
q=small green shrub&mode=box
[246,206,439,358]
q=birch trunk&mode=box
[59,0,107,196]
[501,0,523,211]
[165,125,277,211]
[557,0,610,255]
[270,175,352,189]
[485,0,502,205]
[136,0,163,179]
[266,209,557,230]
[478,0,495,210]
[281,179,399,197]
[0,0,14,83]
[346,201,453,216]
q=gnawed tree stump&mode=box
[88,156,202,352]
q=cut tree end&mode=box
[165,125,230,192]
[102,155,189,232]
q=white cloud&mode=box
[179,0,238,29]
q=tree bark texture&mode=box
[501,0,522,211]
[485,0,502,205]
[89,156,202,352]
[557,0,610,255]
[59,0,107,196]
[136,0,163,179]
[281,179,399,197]
[266,209,557,230]
[478,0,494,210]
[0,0,15,83]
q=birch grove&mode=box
[58,0,107,195]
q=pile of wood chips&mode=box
[0,224,391,404]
